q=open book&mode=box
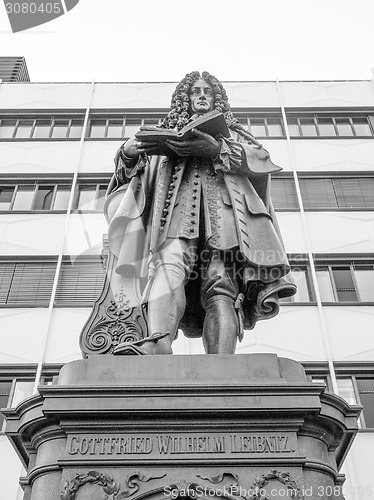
[135,110,231,150]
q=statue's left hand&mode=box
[166,129,219,159]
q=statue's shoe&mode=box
[113,332,171,355]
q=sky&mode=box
[0,0,373,83]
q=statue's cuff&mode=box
[213,137,242,173]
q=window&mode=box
[74,181,108,211]
[280,263,313,303]
[315,261,374,302]
[0,257,106,307]
[337,376,374,428]
[299,176,374,209]
[0,180,72,211]
[0,367,37,430]
[55,258,106,306]
[287,113,374,137]
[86,115,163,139]
[0,261,57,306]
[0,115,85,140]
[247,115,284,138]
[0,381,12,429]
[270,177,299,210]
[304,364,374,429]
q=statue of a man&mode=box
[105,71,296,355]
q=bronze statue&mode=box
[105,71,296,355]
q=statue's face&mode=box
[189,78,214,115]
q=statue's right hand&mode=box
[122,137,159,158]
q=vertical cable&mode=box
[33,80,95,393]
[275,78,339,394]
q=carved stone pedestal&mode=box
[4,354,360,500]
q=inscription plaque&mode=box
[64,432,297,462]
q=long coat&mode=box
[105,137,296,336]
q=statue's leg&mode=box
[147,238,197,351]
[201,250,240,354]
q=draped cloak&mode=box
[104,137,296,338]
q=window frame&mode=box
[73,175,111,212]
[298,173,374,211]
[0,364,37,432]
[314,255,374,305]
[0,113,86,141]
[0,176,73,213]
[286,111,374,138]
[303,362,374,430]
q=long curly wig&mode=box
[160,71,256,143]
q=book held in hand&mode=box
[135,110,231,148]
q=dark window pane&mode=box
[333,178,374,208]
[0,187,15,209]
[249,118,266,137]
[317,117,336,136]
[32,119,51,139]
[34,186,54,210]
[332,268,357,302]
[0,119,17,138]
[299,178,338,209]
[335,118,354,136]
[267,118,283,137]
[271,178,299,209]
[357,379,374,428]
[12,186,34,210]
[299,118,317,137]
[68,119,84,139]
[143,118,161,126]
[15,120,33,138]
[352,117,372,136]
[51,120,69,139]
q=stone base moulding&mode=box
[3,354,361,500]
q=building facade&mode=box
[0,78,373,499]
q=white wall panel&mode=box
[237,306,327,360]
[276,213,308,253]
[45,308,90,363]
[64,214,107,256]
[340,433,374,500]
[291,140,374,172]
[0,141,80,174]
[0,436,24,500]
[0,309,48,363]
[90,82,281,109]
[0,83,91,109]
[187,307,326,360]
[80,141,122,173]
[280,81,374,108]
[324,306,374,361]
[261,140,291,170]
[305,212,374,254]
[0,214,66,255]
[225,82,279,108]
[91,83,174,109]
